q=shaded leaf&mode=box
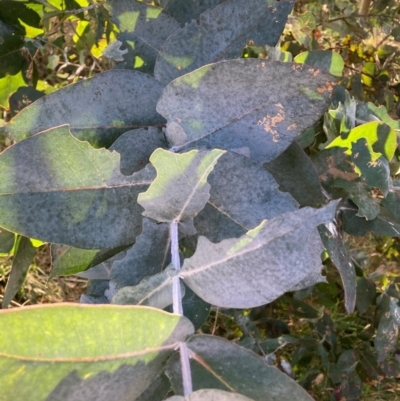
[327,122,397,162]
[3,70,166,148]
[356,277,376,314]
[137,374,171,401]
[356,101,400,131]
[167,389,255,401]
[102,40,128,62]
[104,0,180,74]
[0,126,156,249]
[110,128,167,176]
[375,310,399,362]
[167,334,314,401]
[159,0,225,25]
[0,227,15,254]
[0,71,27,109]
[0,304,194,401]
[154,0,294,84]
[9,86,45,117]
[264,141,324,207]
[50,244,130,279]
[334,179,380,220]
[294,50,344,77]
[112,265,183,309]
[181,202,337,308]
[111,218,171,287]
[157,59,338,163]
[1,236,36,308]
[195,151,298,242]
[138,148,225,223]
[351,138,390,196]
[319,223,356,313]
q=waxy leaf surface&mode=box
[3,70,165,148]
[111,218,171,287]
[294,50,345,77]
[157,59,337,163]
[158,0,224,25]
[104,0,180,74]
[167,335,313,401]
[319,223,356,314]
[375,310,399,362]
[0,126,156,249]
[138,148,225,222]
[0,304,194,401]
[154,0,294,84]
[181,202,337,308]
[194,151,298,242]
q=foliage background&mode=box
[0,0,399,400]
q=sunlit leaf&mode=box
[138,148,225,223]
[157,59,338,163]
[3,70,165,148]
[181,202,337,308]
[0,304,194,401]
[154,0,294,84]
[294,50,344,77]
[0,126,156,248]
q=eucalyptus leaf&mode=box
[356,101,400,131]
[0,304,194,401]
[375,310,399,362]
[389,297,400,326]
[166,389,255,401]
[264,141,324,207]
[110,128,167,175]
[154,0,294,84]
[181,202,337,308]
[0,227,15,254]
[50,244,130,278]
[3,70,166,148]
[104,0,180,74]
[138,148,225,223]
[0,126,156,249]
[137,374,171,401]
[1,236,36,308]
[157,59,338,163]
[294,50,345,77]
[356,277,376,314]
[166,334,314,401]
[112,265,183,309]
[159,0,225,25]
[319,223,356,314]
[195,151,298,242]
[111,218,171,287]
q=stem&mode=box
[170,221,183,315]
[179,342,193,396]
[170,221,193,394]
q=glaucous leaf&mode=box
[157,59,338,163]
[2,70,166,148]
[375,310,399,362]
[356,277,376,314]
[0,304,194,401]
[166,389,255,401]
[50,244,130,279]
[167,334,314,401]
[9,86,45,117]
[1,236,36,308]
[138,148,225,223]
[181,202,337,308]
[390,297,400,326]
[319,223,356,313]
[334,179,380,220]
[194,151,298,242]
[154,0,294,84]
[137,374,171,401]
[111,218,171,287]
[0,227,15,254]
[158,0,225,25]
[110,128,167,175]
[294,50,344,77]
[112,265,183,309]
[0,126,156,249]
[356,101,400,131]
[264,141,324,207]
[104,0,180,74]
